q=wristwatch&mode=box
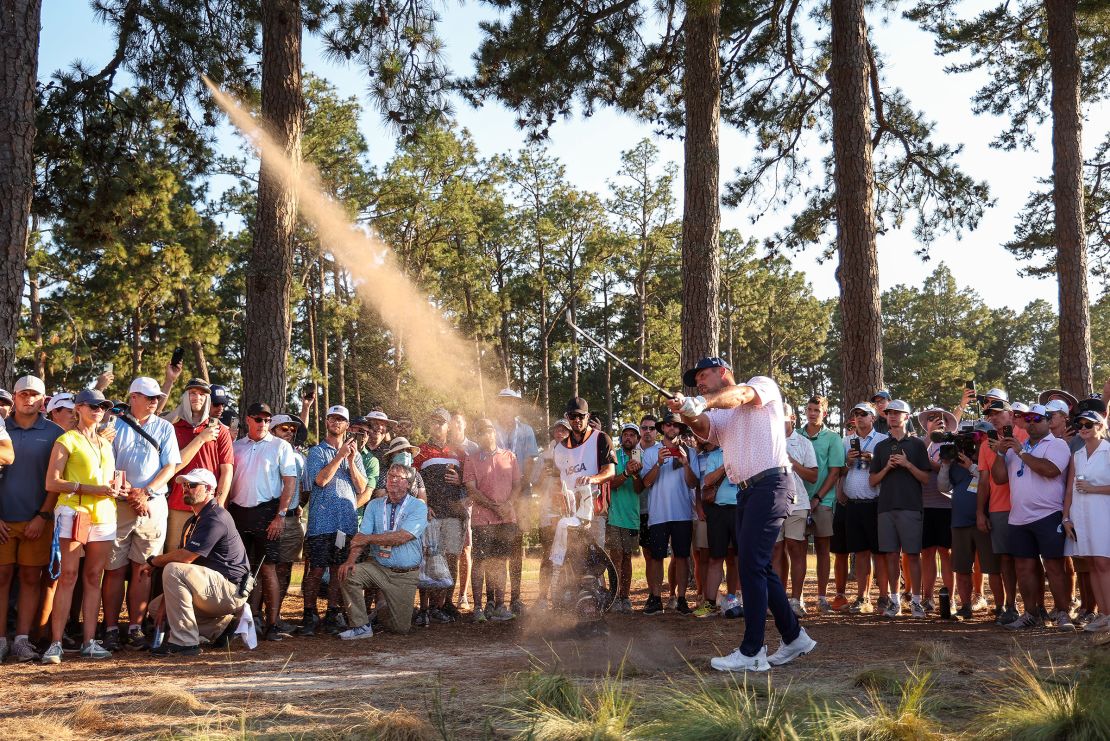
[36,510,53,521]
[146,555,157,568]
[277,508,288,517]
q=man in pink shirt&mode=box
[670,357,816,672]
[463,418,521,622]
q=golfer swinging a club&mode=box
[668,358,816,672]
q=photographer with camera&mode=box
[143,468,251,656]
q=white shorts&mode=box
[108,495,169,570]
[55,505,116,543]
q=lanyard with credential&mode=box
[377,494,409,559]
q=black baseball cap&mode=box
[210,384,232,406]
[1076,397,1107,416]
[565,397,589,415]
[682,357,732,388]
[246,402,272,417]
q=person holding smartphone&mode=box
[1063,410,1110,632]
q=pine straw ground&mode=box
[4,596,1108,740]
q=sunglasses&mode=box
[274,425,297,434]
[1077,420,1098,430]
[182,481,206,490]
[567,413,587,420]
[250,416,271,424]
[640,425,656,431]
[851,410,872,418]
[1022,414,1046,423]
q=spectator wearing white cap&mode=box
[302,405,368,636]
[992,403,1074,629]
[1063,410,1110,632]
[917,407,957,612]
[46,393,76,431]
[776,404,817,617]
[838,402,888,614]
[102,376,182,651]
[1043,399,1075,449]
[0,388,13,420]
[799,396,845,613]
[0,376,57,662]
[869,400,931,618]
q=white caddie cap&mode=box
[1043,399,1071,415]
[47,393,75,413]
[175,468,217,488]
[497,388,522,399]
[985,388,1009,402]
[364,410,395,425]
[885,399,912,414]
[1010,402,1030,414]
[270,414,295,428]
[851,402,878,416]
[326,405,350,421]
[13,375,46,395]
[129,377,166,398]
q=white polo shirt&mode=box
[705,376,790,484]
[230,433,299,507]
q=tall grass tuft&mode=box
[504,670,635,741]
[336,707,438,741]
[812,668,941,741]
[981,652,1110,741]
[644,672,799,740]
[143,685,208,714]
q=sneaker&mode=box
[817,596,832,613]
[723,598,745,620]
[1003,612,1039,630]
[1037,606,1052,624]
[767,627,817,666]
[510,599,526,616]
[0,637,7,662]
[459,596,471,610]
[829,594,849,612]
[675,597,693,615]
[150,641,201,656]
[922,598,935,614]
[484,601,495,619]
[1083,614,1110,633]
[643,595,664,615]
[970,593,989,612]
[848,597,873,615]
[80,639,112,659]
[490,605,516,622]
[620,598,633,614]
[884,599,902,618]
[10,637,39,662]
[710,646,770,673]
[788,597,807,617]
[102,627,121,652]
[274,619,299,636]
[339,624,374,640]
[910,600,927,618]
[473,609,488,623]
[1054,611,1077,631]
[692,602,716,618]
[125,628,148,651]
[41,641,63,665]
[299,613,320,636]
[414,610,429,627]
[428,607,455,624]
[263,625,285,642]
[61,633,81,652]
[442,603,462,620]
[876,595,892,612]
[955,605,973,620]
[997,606,1020,626]
[666,596,678,612]
[210,621,238,649]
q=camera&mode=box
[930,430,978,462]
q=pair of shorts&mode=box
[638,513,650,549]
[605,523,640,555]
[472,523,520,560]
[646,520,693,560]
[877,509,923,554]
[277,515,306,564]
[811,504,834,538]
[922,508,953,549]
[951,526,997,574]
[830,503,850,554]
[0,519,53,566]
[989,511,1011,555]
[844,499,880,554]
[108,495,168,570]
[304,532,351,567]
[693,520,708,550]
[1009,511,1066,560]
[55,505,116,543]
[433,517,464,556]
[704,502,738,557]
[778,511,808,543]
[228,500,282,567]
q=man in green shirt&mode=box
[607,423,644,613]
[801,396,845,612]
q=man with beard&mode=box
[671,359,815,672]
[607,423,644,613]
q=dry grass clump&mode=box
[504,670,635,741]
[0,715,75,741]
[333,707,438,741]
[853,667,904,695]
[644,672,798,740]
[913,640,954,665]
[143,685,209,714]
[813,669,941,741]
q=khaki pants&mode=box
[342,559,418,633]
[166,509,193,552]
[150,562,246,646]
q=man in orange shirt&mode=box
[976,400,1019,624]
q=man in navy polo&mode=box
[670,357,816,672]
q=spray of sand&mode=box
[203,77,480,402]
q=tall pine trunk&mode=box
[0,0,40,388]
[830,0,883,408]
[243,0,302,409]
[679,0,722,386]
[1046,0,1091,394]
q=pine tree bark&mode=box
[830,0,883,408]
[242,0,302,409]
[0,0,40,388]
[680,0,722,386]
[1046,0,1091,394]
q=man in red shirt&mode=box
[464,418,521,622]
[164,379,234,550]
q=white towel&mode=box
[235,603,258,649]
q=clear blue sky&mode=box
[39,2,1109,311]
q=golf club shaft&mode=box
[565,316,675,400]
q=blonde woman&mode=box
[41,389,123,663]
[1063,410,1110,632]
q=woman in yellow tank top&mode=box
[42,389,122,663]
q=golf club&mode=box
[564,314,675,400]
